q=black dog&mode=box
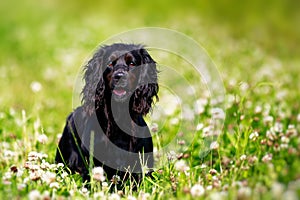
[55,43,158,185]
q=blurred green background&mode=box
[0,0,299,131]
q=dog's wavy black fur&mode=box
[55,43,158,186]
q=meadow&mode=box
[0,0,300,199]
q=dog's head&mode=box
[82,43,158,115]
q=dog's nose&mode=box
[113,72,125,81]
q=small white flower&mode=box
[263,115,274,124]
[238,187,252,198]
[41,171,56,184]
[262,153,272,163]
[271,182,284,197]
[37,134,48,144]
[274,122,283,133]
[211,107,225,120]
[196,123,204,131]
[30,81,42,93]
[182,106,195,121]
[240,154,247,161]
[239,82,249,91]
[170,117,179,125]
[194,98,208,114]
[167,151,177,161]
[286,125,297,137]
[281,136,290,144]
[249,131,259,141]
[266,129,276,141]
[49,182,60,189]
[282,190,298,200]
[200,164,207,169]
[3,150,16,159]
[57,163,64,168]
[150,123,158,132]
[202,126,212,137]
[92,167,106,182]
[280,143,288,149]
[139,192,150,200]
[80,188,89,197]
[94,192,105,198]
[254,106,262,114]
[127,195,137,200]
[109,193,121,200]
[28,190,41,200]
[210,141,219,150]
[174,160,190,172]
[190,184,205,197]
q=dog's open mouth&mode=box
[113,88,127,97]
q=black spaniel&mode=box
[55,43,158,185]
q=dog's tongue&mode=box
[113,89,126,96]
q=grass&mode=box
[1,0,300,199]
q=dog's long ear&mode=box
[82,47,107,116]
[132,48,159,115]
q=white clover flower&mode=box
[41,171,56,184]
[49,182,60,189]
[150,123,158,132]
[28,190,41,200]
[249,131,259,141]
[200,164,207,169]
[139,192,150,200]
[262,154,272,163]
[174,160,190,172]
[170,117,180,125]
[57,163,64,168]
[210,141,219,150]
[239,82,249,92]
[280,144,289,149]
[190,184,205,197]
[203,126,212,137]
[248,156,258,165]
[281,136,290,144]
[37,134,48,144]
[194,98,208,114]
[167,151,177,161]
[17,183,26,190]
[254,105,262,114]
[102,181,109,189]
[271,182,284,197]
[127,195,137,200]
[94,192,105,199]
[30,81,42,93]
[263,115,274,124]
[240,154,247,161]
[286,125,297,137]
[266,129,276,141]
[211,107,225,120]
[209,169,218,175]
[4,150,16,159]
[109,193,121,200]
[196,123,204,131]
[182,105,195,121]
[282,190,298,200]
[29,170,42,181]
[238,187,252,198]
[274,122,283,133]
[92,167,106,182]
[80,187,89,196]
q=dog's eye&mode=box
[107,62,113,68]
[129,62,136,67]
